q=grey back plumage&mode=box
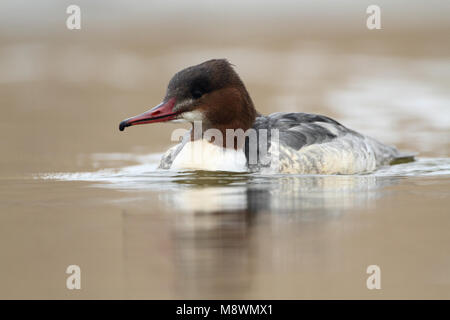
[246,112,402,174]
[251,112,354,148]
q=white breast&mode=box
[170,139,248,172]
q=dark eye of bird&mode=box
[191,88,203,99]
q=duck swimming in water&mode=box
[119,59,413,174]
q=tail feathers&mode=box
[390,152,417,165]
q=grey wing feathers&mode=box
[253,112,356,150]
[250,112,413,173]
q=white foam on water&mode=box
[35,152,450,214]
[38,152,450,187]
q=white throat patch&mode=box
[181,110,204,122]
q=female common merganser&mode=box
[119,59,413,174]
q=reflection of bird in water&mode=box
[171,208,253,298]
[120,173,400,297]
[164,173,400,216]
[121,173,398,297]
